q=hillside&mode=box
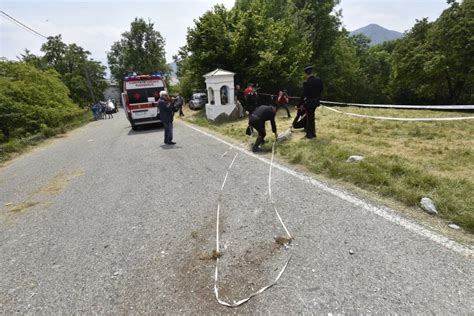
[350,24,404,46]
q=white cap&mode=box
[160,90,168,97]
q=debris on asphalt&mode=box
[349,249,355,255]
[199,250,221,261]
[274,236,292,246]
[420,197,438,215]
[211,250,221,259]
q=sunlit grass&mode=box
[183,106,474,233]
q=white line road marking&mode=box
[182,122,473,257]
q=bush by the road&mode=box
[0,61,90,160]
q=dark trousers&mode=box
[249,118,266,151]
[178,106,184,117]
[292,107,307,129]
[276,104,291,117]
[163,121,173,143]
[305,99,319,138]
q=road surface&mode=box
[1,114,472,313]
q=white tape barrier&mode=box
[321,100,474,110]
[214,144,292,308]
[258,92,474,110]
[323,106,474,122]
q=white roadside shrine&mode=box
[203,69,238,122]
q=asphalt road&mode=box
[1,114,472,314]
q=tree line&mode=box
[1,35,106,143]
[175,0,473,105]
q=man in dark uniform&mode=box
[248,105,278,152]
[299,65,323,139]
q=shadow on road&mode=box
[127,123,162,136]
[160,144,182,150]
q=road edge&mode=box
[181,121,473,258]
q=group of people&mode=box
[91,99,117,120]
[239,64,323,152]
[157,64,323,150]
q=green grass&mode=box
[0,110,92,163]
[183,107,474,233]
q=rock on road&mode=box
[0,114,472,314]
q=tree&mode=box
[175,2,311,98]
[174,5,233,98]
[107,18,169,89]
[389,0,474,104]
[0,61,85,140]
[23,35,107,107]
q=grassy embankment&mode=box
[183,106,474,233]
[0,111,91,163]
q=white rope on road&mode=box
[269,141,292,240]
[214,143,292,308]
[322,105,474,122]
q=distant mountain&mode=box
[350,24,404,46]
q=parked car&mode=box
[189,93,208,110]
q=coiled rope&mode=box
[214,142,292,307]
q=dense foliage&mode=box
[22,35,107,107]
[107,18,169,89]
[390,0,474,104]
[0,61,86,141]
[176,0,473,104]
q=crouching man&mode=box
[248,104,278,152]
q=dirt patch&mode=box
[0,200,47,224]
[9,201,40,213]
[1,169,84,223]
[34,170,85,196]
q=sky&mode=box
[1,0,451,75]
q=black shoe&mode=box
[168,141,176,145]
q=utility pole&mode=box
[84,64,96,104]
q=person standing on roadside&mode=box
[299,65,323,139]
[244,83,258,115]
[175,94,185,117]
[158,90,176,145]
[276,90,291,118]
[235,84,244,118]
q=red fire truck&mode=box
[121,74,166,130]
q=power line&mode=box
[0,10,48,40]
